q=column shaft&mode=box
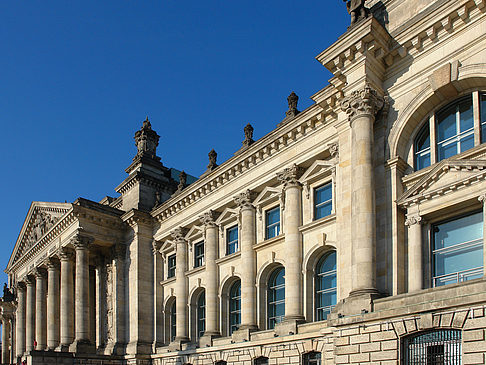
[407,216,423,292]
[59,250,74,349]
[204,223,219,336]
[175,237,189,341]
[240,206,257,329]
[153,244,164,348]
[95,262,106,349]
[47,261,60,349]
[16,284,26,358]
[74,243,90,343]
[25,278,35,352]
[2,317,11,364]
[35,269,47,350]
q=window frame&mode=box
[196,292,206,339]
[267,267,285,329]
[229,280,241,335]
[314,182,333,220]
[170,300,176,342]
[402,329,461,364]
[194,241,205,268]
[167,254,176,279]
[315,251,337,321]
[265,205,281,240]
[226,225,239,255]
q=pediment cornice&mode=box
[397,159,486,208]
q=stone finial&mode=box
[343,0,370,26]
[207,149,218,171]
[286,91,300,118]
[277,164,305,188]
[242,123,255,148]
[234,190,257,210]
[134,116,161,161]
[199,210,218,228]
[340,83,384,121]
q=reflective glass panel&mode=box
[265,206,280,239]
[267,267,285,329]
[316,251,337,321]
[226,226,239,255]
[314,183,332,220]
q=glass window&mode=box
[170,300,176,342]
[254,357,268,365]
[265,206,280,239]
[267,267,285,329]
[215,362,227,365]
[197,292,205,339]
[303,352,321,365]
[414,123,431,170]
[436,96,474,161]
[229,280,241,335]
[403,329,461,364]
[432,211,483,287]
[194,241,204,268]
[314,183,332,220]
[167,254,176,279]
[315,251,337,321]
[226,226,239,255]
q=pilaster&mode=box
[405,214,424,292]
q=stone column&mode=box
[199,211,220,339]
[58,247,74,350]
[406,215,423,292]
[479,194,486,276]
[70,234,94,352]
[172,228,189,343]
[94,256,106,350]
[152,241,164,349]
[35,268,48,350]
[340,85,384,296]
[2,315,12,364]
[25,276,35,352]
[15,282,26,358]
[277,165,305,322]
[234,190,258,331]
[47,258,60,350]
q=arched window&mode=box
[229,280,241,335]
[414,92,485,171]
[267,267,285,329]
[197,292,205,339]
[315,251,337,321]
[170,300,176,342]
[402,329,461,364]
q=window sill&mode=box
[186,265,205,277]
[160,276,176,285]
[299,213,336,233]
[254,234,285,250]
[215,251,241,265]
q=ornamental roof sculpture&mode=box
[343,0,370,26]
[134,116,161,162]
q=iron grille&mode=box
[403,329,461,364]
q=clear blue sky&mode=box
[0,1,348,285]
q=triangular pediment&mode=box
[253,187,281,207]
[185,225,203,241]
[397,160,486,206]
[8,202,71,270]
[215,207,238,226]
[299,160,334,184]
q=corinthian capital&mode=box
[71,233,94,250]
[340,84,384,121]
[170,227,188,242]
[277,164,304,189]
[405,214,422,227]
[199,210,218,228]
[233,190,256,210]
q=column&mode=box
[152,241,164,348]
[340,84,384,295]
[47,258,60,350]
[15,283,26,358]
[72,235,93,348]
[2,315,11,364]
[479,194,486,276]
[95,256,106,350]
[200,211,220,337]
[234,190,258,330]
[89,266,96,344]
[35,268,47,350]
[59,247,74,350]
[277,165,305,322]
[172,228,189,342]
[406,215,424,292]
[110,243,127,354]
[25,276,35,352]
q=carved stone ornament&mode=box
[340,84,385,121]
[286,91,300,118]
[207,149,218,171]
[479,193,486,204]
[233,189,256,210]
[58,247,74,261]
[134,116,161,161]
[242,123,255,148]
[25,210,59,248]
[405,215,422,227]
[46,257,60,270]
[199,210,218,228]
[343,0,370,26]
[171,227,188,242]
[328,142,339,159]
[178,170,187,190]
[71,234,94,250]
[277,164,305,189]
[34,267,47,279]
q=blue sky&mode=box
[0,1,348,284]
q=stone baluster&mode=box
[2,314,12,364]
[405,215,424,292]
[233,190,258,332]
[277,164,305,323]
[59,247,75,350]
[15,282,26,358]
[47,257,61,350]
[35,268,48,350]
[172,228,189,343]
[199,211,220,340]
[340,84,384,296]
[71,234,94,352]
[25,275,36,352]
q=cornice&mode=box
[115,170,176,196]
[122,209,154,228]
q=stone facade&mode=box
[2,0,486,364]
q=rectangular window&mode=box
[432,211,483,287]
[314,183,332,220]
[194,241,204,268]
[303,352,321,365]
[167,254,176,279]
[265,206,280,239]
[226,226,239,255]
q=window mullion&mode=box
[473,90,481,145]
[429,113,437,165]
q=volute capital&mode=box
[199,210,219,228]
[58,247,75,261]
[405,214,423,227]
[171,227,188,243]
[71,234,94,250]
[340,84,384,122]
[233,190,256,210]
[46,257,60,270]
[277,164,304,189]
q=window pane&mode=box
[459,96,473,132]
[315,252,337,321]
[314,184,332,220]
[227,226,239,254]
[460,132,474,152]
[438,140,458,161]
[266,207,280,239]
[437,104,457,142]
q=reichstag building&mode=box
[1,0,486,363]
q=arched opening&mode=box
[267,267,285,329]
[229,280,241,335]
[315,251,337,321]
[164,297,176,344]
